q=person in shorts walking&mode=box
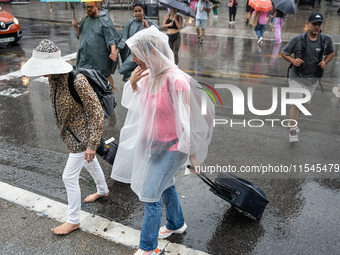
[195,0,211,44]
[245,0,253,25]
[281,13,335,142]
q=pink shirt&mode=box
[255,11,269,25]
[142,75,189,151]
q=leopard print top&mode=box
[49,73,104,153]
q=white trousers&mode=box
[63,152,109,224]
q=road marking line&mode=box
[0,52,77,82]
[0,181,209,255]
[0,88,29,98]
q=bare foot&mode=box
[84,192,109,203]
[51,222,80,235]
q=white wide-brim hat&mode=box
[21,48,73,77]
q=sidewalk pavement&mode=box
[0,181,209,255]
[0,199,134,255]
[4,0,340,43]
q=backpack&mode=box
[287,32,327,93]
[68,67,117,118]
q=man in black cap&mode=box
[281,12,335,143]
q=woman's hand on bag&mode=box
[130,66,149,92]
[85,148,96,163]
[189,154,200,174]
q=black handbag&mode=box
[96,137,118,165]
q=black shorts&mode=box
[246,0,253,12]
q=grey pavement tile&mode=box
[0,217,133,255]
[0,200,133,255]
[0,199,12,211]
[0,203,41,245]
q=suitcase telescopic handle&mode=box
[187,165,224,194]
[215,181,237,194]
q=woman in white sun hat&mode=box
[21,39,109,235]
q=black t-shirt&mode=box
[283,32,334,85]
[275,10,284,17]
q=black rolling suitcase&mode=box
[188,166,269,220]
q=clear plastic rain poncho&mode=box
[76,11,119,77]
[111,26,215,203]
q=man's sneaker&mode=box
[333,86,340,98]
[134,247,161,255]
[295,126,300,134]
[158,223,187,239]
[289,129,298,143]
[257,37,263,44]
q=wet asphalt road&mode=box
[1,11,340,254]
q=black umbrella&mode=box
[159,0,196,18]
[207,0,220,4]
[272,0,298,15]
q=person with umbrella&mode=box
[116,1,159,82]
[162,7,183,65]
[272,8,284,43]
[247,0,272,42]
[195,0,211,44]
[245,0,254,25]
[72,1,119,88]
[254,10,269,44]
[271,0,298,43]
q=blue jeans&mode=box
[139,185,185,251]
[270,16,276,25]
[254,23,266,39]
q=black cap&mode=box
[308,12,323,23]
